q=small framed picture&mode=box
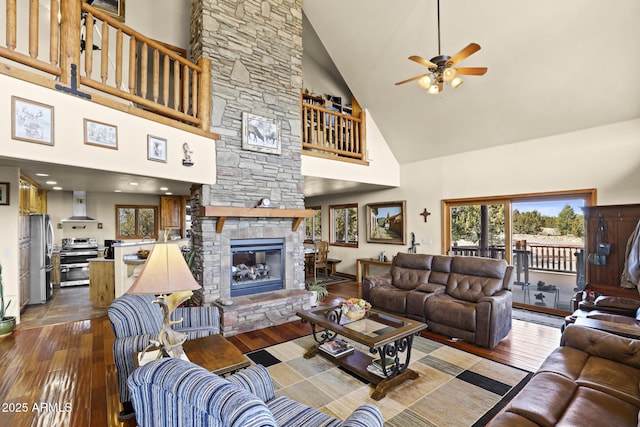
[84,118,118,149]
[0,183,9,206]
[242,112,281,155]
[366,200,407,245]
[11,96,54,146]
[147,135,167,162]
[87,0,125,22]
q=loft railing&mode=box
[301,93,366,163]
[0,0,210,131]
[449,243,584,274]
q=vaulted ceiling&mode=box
[303,0,640,165]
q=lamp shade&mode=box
[127,242,200,295]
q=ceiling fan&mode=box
[395,0,487,94]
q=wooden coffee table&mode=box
[296,306,427,400]
[136,334,251,375]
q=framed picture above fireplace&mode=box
[241,112,281,155]
[366,200,406,245]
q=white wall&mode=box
[47,191,162,247]
[0,167,21,321]
[306,119,640,276]
[125,1,190,49]
[0,75,217,185]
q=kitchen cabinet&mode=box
[160,195,185,233]
[18,214,30,311]
[583,204,640,299]
[89,260,115,307]
[19,176,47,214]
[51,252,60,286]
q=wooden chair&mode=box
[314,241,330,278]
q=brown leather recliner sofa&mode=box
[362,253,514,349]
[489,324,640,426]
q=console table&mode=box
[356,258,392,283]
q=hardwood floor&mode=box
[0,281,561,426]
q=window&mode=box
[330,203,358,247]
[443,190,596,261]
[305,206,322,242]
[116,205,158,239]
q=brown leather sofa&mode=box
[362,253,514,349]
[490,324,640,426]
[566,295,640,327]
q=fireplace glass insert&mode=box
[230,238,285,297]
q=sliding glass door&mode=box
[443,189,595,313]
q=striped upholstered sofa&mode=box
[128,358,384,427]
[108,294,220,419]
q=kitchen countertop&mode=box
[123,254,147,264]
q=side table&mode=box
[356,258,392,283]
[136,334,251,376]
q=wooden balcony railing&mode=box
[450,243,584,274]
[301,93,366,163]
[0,0,211,132]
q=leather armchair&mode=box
[108,294,220,416]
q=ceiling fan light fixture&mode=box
[451,77,464,89]
[443,67,457,82]
[418,75,432,89]
[427,84,440,95]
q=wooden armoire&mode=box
[583,204,640,299]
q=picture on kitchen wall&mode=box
[242,112,281,155]
[147,134,167,162]
[87,0,125,22]
[84,118,118,149]
[0,183,9,205]
[11,96,54,146]
[366,200,406,244]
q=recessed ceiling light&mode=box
[52,186,63,191]
[160,187,169,191]
[129,182,138,186]
[46,181,57,185]
[165,192,173,195]
[36,173,49,177]
[114,189,122,193]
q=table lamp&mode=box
[127,241,200,360]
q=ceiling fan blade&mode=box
[447,43,481,66]
[409,55,437,69]
[394,73,430,86]
[455,67,488,76]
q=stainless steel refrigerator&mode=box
[28,214,54,304]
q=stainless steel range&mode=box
[60,237,99,287]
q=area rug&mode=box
[246,334,532,426]
[512,307,565,329]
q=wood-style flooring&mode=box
[0,282,561,427]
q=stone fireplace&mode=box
[189,0,308,335]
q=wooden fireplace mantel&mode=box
[199,206,314,233]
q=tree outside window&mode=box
[116,205,158,239]
[305,206,322,242]
[330,204,358,247]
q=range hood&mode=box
[61,191,97,222]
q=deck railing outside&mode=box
[450,243,584,274]
[301,93,366,162]
[0,0,210,130]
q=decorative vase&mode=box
[310,291,319,307]
[0,316,16,338]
